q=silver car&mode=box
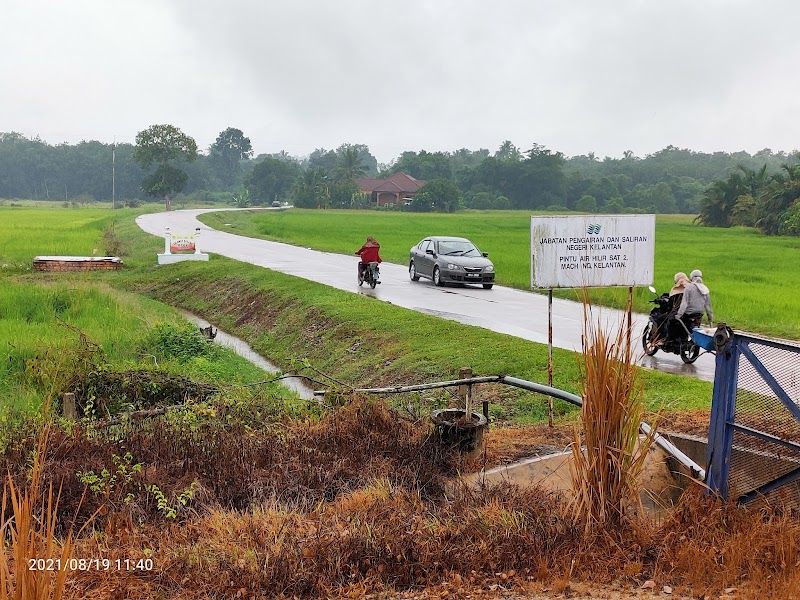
[409,236,495,289]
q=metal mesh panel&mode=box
[729,339,800,509]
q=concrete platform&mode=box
[463,442,691,515]
[157,253,209,264]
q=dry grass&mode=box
[55,484,800,599]
[0,426,74,600]
[0,399,454,530]
[2,397,800,598]
[654,489,800,597]
[570,296,656,533]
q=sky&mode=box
[2,0,800,165]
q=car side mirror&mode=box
[426,249,434,255]
[482,252,489,257]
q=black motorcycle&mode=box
[642,286,702,364]
[358,261,381,289]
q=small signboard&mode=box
[531,215,655,289]
[157,227,209,264]
[170,234,196,253]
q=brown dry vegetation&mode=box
[1,400,799,599]
[570,305,653,534]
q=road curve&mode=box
[135,209,717,383]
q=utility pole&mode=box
[112,136,116,209]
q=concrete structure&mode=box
[463,442,691,514]
[157,227,209,265]
[33,256,123,272]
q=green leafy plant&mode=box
[147,482,196,519]
[144,322,219,362]
[76,452,142,507]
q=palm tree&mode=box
[695,173,746,227]
[756,162,800,235]
[495,140,520,162]
[737,164,770,196]
[335,147,367,182]
[292,167,330,208]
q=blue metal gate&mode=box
[705,328,800,507]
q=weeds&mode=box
[1,399,799,598]
[101,222,126,257]
[570,297,656,533]
[0,426,76,600]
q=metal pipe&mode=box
[640,422,706,480]
[340,375,501,396]
[499,375,583,407]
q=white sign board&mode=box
[531,214,655,289]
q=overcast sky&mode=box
[3,0,799,164]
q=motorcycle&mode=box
[358,261,381,289]
[642,286,702,364]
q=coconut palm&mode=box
[756,162,800,235]
[695,173,747,227]
[495,140,521,162]
[292,167,330,208]
[335,147,368,182]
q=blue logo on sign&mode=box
[587,224,601,235]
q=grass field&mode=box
[200,209,800,339]
[0,208,294,416]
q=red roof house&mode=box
[356,172,426,206]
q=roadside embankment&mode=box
[118,256,714,424]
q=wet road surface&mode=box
[136,209,717,383]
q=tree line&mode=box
[2,127,798,231]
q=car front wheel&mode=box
[409,261,420,281]
[433,266,443,287]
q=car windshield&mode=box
[438,240,481,257]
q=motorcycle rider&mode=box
[676,269,713,327]
[665,271,691,340]
[355,236,382,282]
[669,272,691,307]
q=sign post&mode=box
[530,215,655,425]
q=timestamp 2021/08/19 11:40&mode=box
[27,557,154,572]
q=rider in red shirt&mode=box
[355,236,382,280]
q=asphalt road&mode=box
[136,209,717,383]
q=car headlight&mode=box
[484,265,494,272]
[446,263,462,270]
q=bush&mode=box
[575,195,598,213]
[143,322,219,362]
